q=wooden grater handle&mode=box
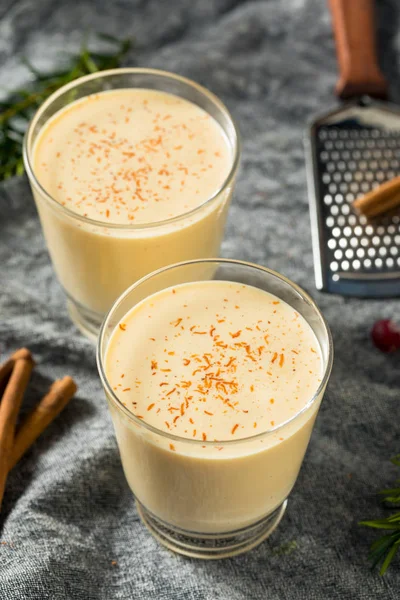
[328,0,388,100]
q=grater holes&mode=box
[330,261,338,271]
[397,257,400,266]
[348,214,357,225]
[342,204,350,215]
[318,125,400,278]
[343,226,352,237]
[326,216,335,227]
[360,182,370,192]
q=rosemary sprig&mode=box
[0,33,131,181]
[360,454,400,575]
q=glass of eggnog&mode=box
[97,259,333,559]
[23,69,240,339]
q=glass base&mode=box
[67,298,103,342]
[136,500,287,559]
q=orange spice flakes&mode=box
[202,432,207,441]
[183,358,191,366]
[271,352,278,364]
[279,353,285,367]
[229,330,241,339]
[151,360,158,370]
[147,403,155,411]
[122,388,131,392]
[270,398,275,404]
[204,410,214,416]
[171,318,182,327]
[166,387,176,397]
[231,424,239,435]
[250,384,254,392]
[119,323,127,331]
[169,443,176,452]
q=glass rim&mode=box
[97,258,334,446]
[23,67,241,231]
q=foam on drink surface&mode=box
[106,281,323,443]
[33,89,232,225]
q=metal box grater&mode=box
[306,97,400,297]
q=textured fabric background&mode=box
[1,0,400,598]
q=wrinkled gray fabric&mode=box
[1,0,400,598]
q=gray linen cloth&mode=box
[1,0,400,598]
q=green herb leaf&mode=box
[0,33,132,182]
[360,454,400,574]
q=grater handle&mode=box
[328,0,388,100]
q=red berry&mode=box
[371,319,400,353]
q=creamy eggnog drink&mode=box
[98,260,333,558]
[24,69,239,337]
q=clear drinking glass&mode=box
[23,69,240,340]
[97,259,333,559]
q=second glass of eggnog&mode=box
[23,69,240,339]
[97,259,333,559]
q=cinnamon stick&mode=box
[0,355,34,510]
[8,376,77,471]
[353,175,400,217]
[0,348,33,390]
